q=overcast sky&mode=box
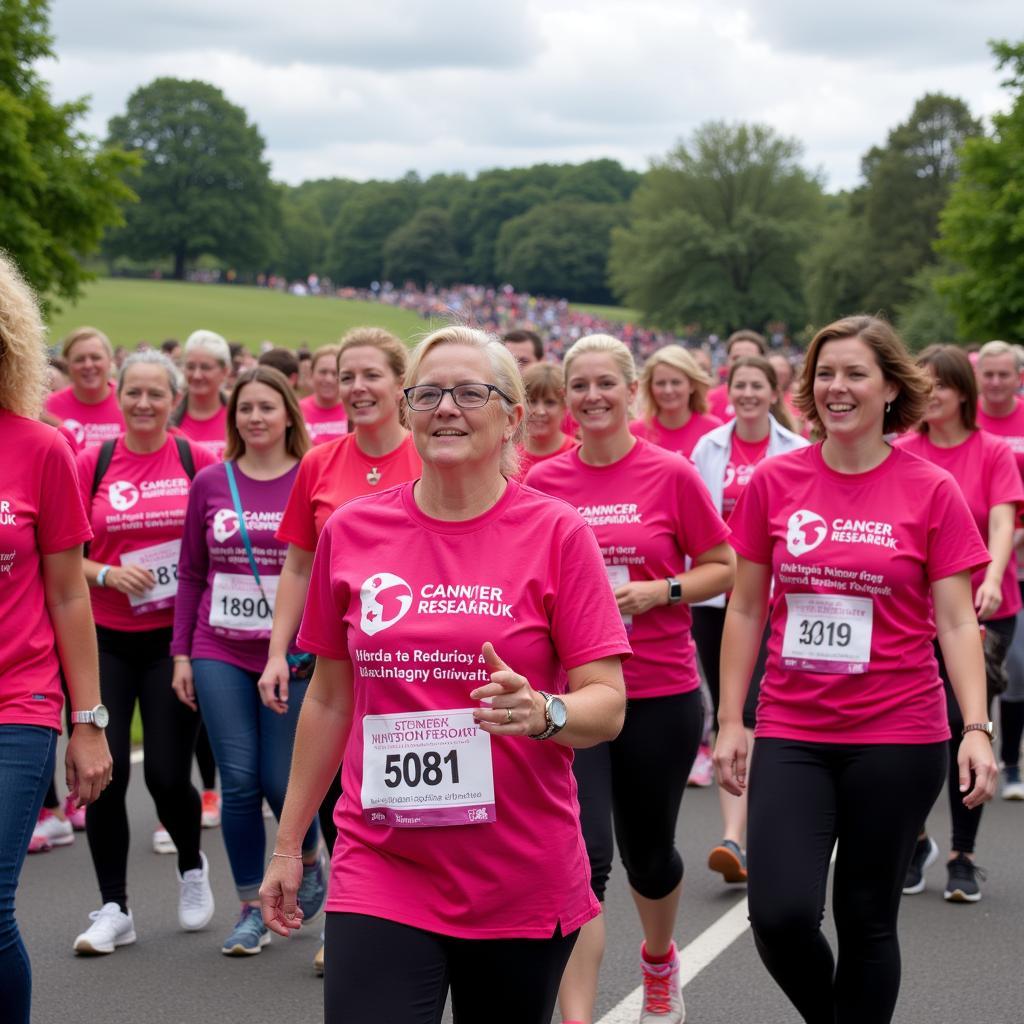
[45,0,1021,192]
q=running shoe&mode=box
[313,942,325,976]
[639,942,685,1023]
[73,903,137,955]
[64,794,87,830]
[178,850,215,930]
[1001,765,1024,801]
[686,744,714,788]
[27,832,51,854]
[152,824,177,855]
[944,853,985,903]
[707,839,747,883]
[902,835,939,895]
[297,848,328,922]
[201,789,222,828]
[31,808,75,849]
[222,905,270,956]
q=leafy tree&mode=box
[937,40,1024,339]
[105,77,278,279]
[609,122,823,333]
[276,188,329,281]
[552,159,641,204]
[382,207,462,287]
[0,0,136,305]
[895,263,962,349]
[495,201,627,302]
[802,193,873,327]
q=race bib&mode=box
[120,539,181,614]
[361,708,495,828]
[782,593,873,674]
[209,573,278,638]
[605,563,632,629]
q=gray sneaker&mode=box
[639,943,685,1023]
[222,905,270,956]
[297,848,328,922]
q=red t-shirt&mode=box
[77,436,217,631]
[277,433,422,551]
[707,384,734,422]
[721,434,770,520]
[298,479,630,938]
[44,384,124,452]
[178,407,228,460]
[896,430,1024,620]
[527,439,730,699]
[299,394,349,446]
[729,444,989,744]
[629,412,723,458]
[976,399,1024,481]
[514,436,576,481]
[0,412,92,730]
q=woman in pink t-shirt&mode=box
[690,355,807,885]
[172,329,231,459]
[299,345,349,445]
[259,326,628,1024]
[715,316,998,1024]
[72,351,218,957]
[527,334,734,1024]
[629,344,722,457]
[515,362,575,480]
[897,344,1023,902]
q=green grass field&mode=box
[45,279,426,350]
[570,301,640,322]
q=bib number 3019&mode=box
[782,593,873,674]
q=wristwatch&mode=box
[71,704,110,729]
[962,722,994,741]
[666,577,683,604]
[530,691,568,740]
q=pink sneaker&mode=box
[687,744,714,788]
[28,832,52,854]
[65,795,87,831]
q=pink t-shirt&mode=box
[44,384,124,452]
[0,412,92,730]
[514,435,576,481]
[728,444,989,744]
[722,434,770,520]
[527,439,730,699]
[77,436,217,631]
[178,407,228,460]
[707,384,734,421]
[896,430,1024,620]
[976,399,1024,481]
[629,412,723,458]
[298,479,630,939]
[299,394,348,446]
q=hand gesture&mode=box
[106,564,156,597]
[470,642,546,736]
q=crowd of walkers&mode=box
[1,248,1019,1024]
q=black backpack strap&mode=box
[91,439,118,498]
[174,435,197,480]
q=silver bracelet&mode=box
[271,851,303,860]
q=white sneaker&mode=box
[32,809,74,848]
[178,850,215,930]
[1001,767,1024,800]
[74,903,137,955]
[639,943,685,1023]
[152,825,177,855]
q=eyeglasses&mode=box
[403,383,514,411]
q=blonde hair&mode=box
[978,339,1021,370]
[337,327,408,381]
[405,325,525,477]
[639,345,711,422]
[310,344,340,371]
[0,251,47,418]
[522,362,565,406]
[61,325,113,361]
[564,333,637,386]
[224,366,311,462]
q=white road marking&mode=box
[130,749,144,764]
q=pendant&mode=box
[366,467,382,485]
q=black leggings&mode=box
[691,605,764,728]
[323,913,577,1024]
[747,738,946,1024]
[86,627,202,905]
[574,690,703,902]
[318,769,343,855]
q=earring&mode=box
[885,401,892,414]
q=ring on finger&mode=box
[505,707,513,725]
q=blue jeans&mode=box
[0,724,57,1024]
[192,660,319,900]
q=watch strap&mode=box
[529,691,560,740]
[962,722,994,740]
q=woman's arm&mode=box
[975,502,1015,620]
[933,572,998,809]
[83,555,155,596]
[258,543,314,713]
[260,655,353,935]
[713,556,772,795]
[43,547,113,806]
[615,541,736,616]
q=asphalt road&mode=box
[21,747,1024,1024]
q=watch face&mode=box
[93,704,110,729]
[549,697,568,729]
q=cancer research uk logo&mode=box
[360,573,414,636]
[786,509,828,556]
[108,480,140,512]
[213,509,240,543]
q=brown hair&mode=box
[310,344,340,371]
[728,355,795,432]
[502,328,545,362]
[639,345,712,421]
[726,329,767,356]
[257,347,299,380]
[337,326,407,380]
[794,315,930,436]
[61,325,113,360]
[522,362,565,405]
[224,366,310,462]
[915,344,977,433]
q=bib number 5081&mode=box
[384,750,460,789]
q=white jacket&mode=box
[690,415,809,607]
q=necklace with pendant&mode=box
[366,466,382,485]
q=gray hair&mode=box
[118,350,183,396]
[978,340,1021,370]
[185,329,231,370]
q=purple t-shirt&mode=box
[172,461,299,672]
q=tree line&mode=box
[2,2,1022,342]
